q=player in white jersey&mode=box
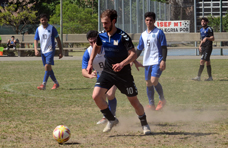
[82,30,117,125]
[134,12,167,111]
[34,14,63,90]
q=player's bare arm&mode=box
[34,40,39,56]
[56,37,63,59]
[160,46,167,71]
[87,43,101,74]
[202,36,214,43]
[82,69,97,79]
[112,48,137,72]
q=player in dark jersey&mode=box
[87,9,151,135]
[192,17,214,81]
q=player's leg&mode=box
[106,85,117,116]
[97,86,117,125]
[127,96,151,135]
[116,74,151,135]
[37,54,49,90]
[145,66,155,110]
[46,51,60,89]
[94,72,118,132]
[204,48,213,81]
[150,64,166,110]
[192,49,206,81]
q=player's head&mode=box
[11,36,15,40]
[86,30,98,47]
[201,17,208,27]
[100,9,117,32]
[144,12,156,29]
[39,13,49,26]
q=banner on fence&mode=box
[156,20,190,33]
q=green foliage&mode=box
[0,4,37,34]
[49,1,98,34]
[208,11,228,32]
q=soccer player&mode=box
[134,12,167,111]
[82,30,117,125]
[34,13,63,90]
[192,17,214,81]
[87,9,151,135]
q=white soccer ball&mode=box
[53,125,71,144]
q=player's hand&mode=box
[91,70,97,77]
[59,52,63,59]
[133,60,144,71]
[35,50,39,56]
[86,62,93,74]
[112,63,123,72]
[160,60,166,71]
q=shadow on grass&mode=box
[153,123,179,127]
[109,131,218,137]
[219,79,228,81]
[60,87,91,90]
[59,142,80,145]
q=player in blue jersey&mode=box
[82,30,117,125]
[87,9,151,135]
[34,14,63,90]
[134,12,167,111]
[192,17,214,81]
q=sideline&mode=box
[0,55,228,61]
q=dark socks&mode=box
[108,98,117,116]
[207,65,212,77]
[101,108,115,121]
[198,65,204,77]
[138,114,148,126]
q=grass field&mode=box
[0,57,228,148]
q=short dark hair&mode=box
[144,12,156,20]
[11,36,15,38]
[201,17,208,22]
[86,30,98,40]
[40,13,49,19]
[101,9,117,23]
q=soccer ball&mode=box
[53,125,71,144]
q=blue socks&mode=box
[42,71,50,85]
[49,70,58,84]
[147,86,155,105]
[154,82,165,100]
[108,98,117,116]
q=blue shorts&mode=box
[41,51,55,66]
[144,64,162,81]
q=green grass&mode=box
[0,58,228,147]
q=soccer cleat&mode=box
[156,99,166,111]
[192,76,201,81]
[51,83,59,89]
[103,118,119,133]
[37,84,46,90]
[204,77,213,81]
[145,104,156,111]
[142,124,152,135]
[96,117,107,125]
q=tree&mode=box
[49,1,97,34]
[0,3,37,34]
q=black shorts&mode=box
[95,71,138,97]
[201,46,212,61]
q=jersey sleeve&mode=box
[121,33,134,50]
[208,27,214,37]
[137,35,144,50]
[82,50,90,69]
[158,30,167,46]
[96,35,102,46]
[34,28,39,40]
[52,26,59,38]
